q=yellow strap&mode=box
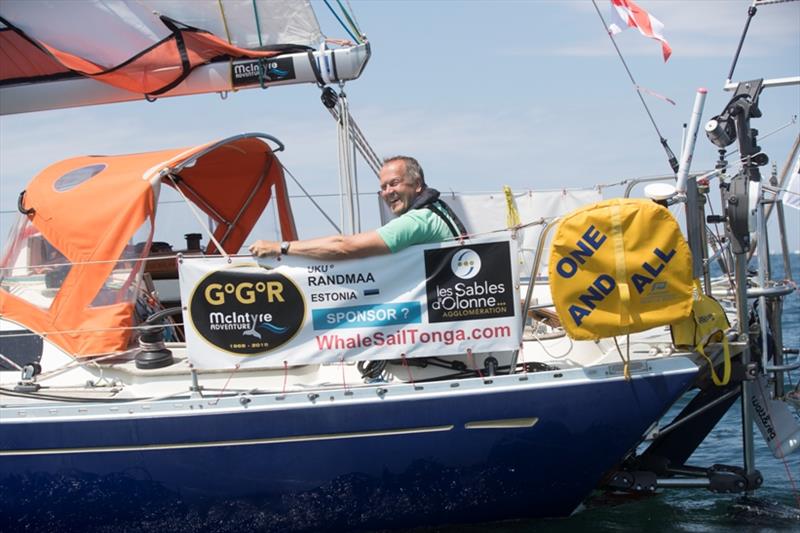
[609,203,631,331]
[503,186,521,228]
[693,278,704,300]
[697,337,731,386]
[613,335,632,381]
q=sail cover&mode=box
[0,135,297,357]
[0,0,324,95]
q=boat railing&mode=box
[509,217,561,373]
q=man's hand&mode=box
[249,240,280,257]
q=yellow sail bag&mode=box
[548,198,694,340]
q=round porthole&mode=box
[53,164,106,192]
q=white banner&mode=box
[178,234,522,369]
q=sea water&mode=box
[423,254,800,533]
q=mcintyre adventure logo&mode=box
[425,242,515,323]
[231,57,296,88]
[189,267,305,355]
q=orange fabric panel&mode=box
[52,302,135,356]
[0,292,132,356]
[0,292,50,336]
[25,152,171,267]
[24,29,282,94]
[15,152,171,356]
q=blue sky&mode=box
[1,0,798,251]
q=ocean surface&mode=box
[415,254,800,533]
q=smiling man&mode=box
[249,156,466,260]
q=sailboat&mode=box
[1,1,797,531]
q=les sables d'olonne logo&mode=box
[189,268,305,355]
[424,242,515,323]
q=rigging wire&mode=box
[323,0,359,43]
[250,0,266,87]
[279,163,342,233]
[336,0,363,41]
[343,0,364,35]
[216,0,233,45]
[589,0,680,174]
[724,115,798,160]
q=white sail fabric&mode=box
[0,0,323,68]
[140,0,324,49]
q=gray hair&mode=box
[383,156,425,187]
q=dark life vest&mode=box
[409,188,467,238]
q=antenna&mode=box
[725,0,800,91]
[590,0,680,174]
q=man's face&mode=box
[379,160,422,215]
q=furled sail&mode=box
[0,0,370,114]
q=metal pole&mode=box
[776,202,793,283]
[749,134,800,260]
[755,183,771,373]
[733,252,757,481]
[676,88,708,194]
[685,177,705,280]
[510,218,552,374]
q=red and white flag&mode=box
[608,0,672,62]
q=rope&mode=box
[343,0,364,36]
[518,342,527,376]
[217,0,232,44]
[612,336,631,380]
[590,0,679,174]
[251,0,265,87]
[340,357,349,392]
[0,352,23,371]
[725,115,798,160]
[282,360,288,395]
[336,0,363,41]
[0,253,185,273]
[529,329,574,359]
[34,350,133,381]
[323,0,359,42]
[503,186,521,228]
[400,353,415,385]
[0,321,185,340]
[467,348,483,379]
[210,363,240,405]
